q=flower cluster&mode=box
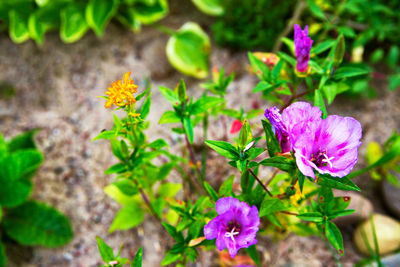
[294,24,313,73]
[204,197,260,258]
[104,72,138,108]
[265,102,362,178]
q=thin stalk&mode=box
[175,164,202,194]
[248,169,273,197]
[184,133,205,192]
[280,211,299,216]
[153,23,176,36]
[201,113,209,181]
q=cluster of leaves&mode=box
[96,236,142,267]
[0,131,73,267]
[0,0,169,45]
[211,0,295,50]
[305,0,400,92]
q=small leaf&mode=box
[205,140,239,160]
[317,174,360,191]
[183,117,194,144]
[148,139,169,149]
[92,130,116,141]
[158,183,182,197]
[191,0,224,16]
[9,10,30,43]
[245,245,261,266]
[219,175,234,196]
[306,0,326,20]
[333,67,369,79]
[333,35,345,67]
[4,201,73,247]
[203,182,219,202]
[314,89,327,119]
[297,212,324,222]
[139,92,152,119]
[259,195,287,217]
[159,111,181,124]
[158,86,178,105]
[162,222,184,242]
[7,130,37,152]
[96,236,115,262]
[325,221,344,253]
[131,247,143,267]
[261,120,281,157]
[132,0,168,25]
[161,252,181,266]
[109,205,145,233]
[258,156,295,172]
[190,97,224,115]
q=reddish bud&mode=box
[230,119,243,134]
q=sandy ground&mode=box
[0,1,399,266]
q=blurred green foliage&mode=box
[212,0,295,50]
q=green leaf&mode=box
[4,201,73,247]
[161,251,181,266]
[325,221,343,253]
[183,117,194,143]
[131,247,143,267]
[203,182,219,202]
[297,169,305,193]
[297,212,324,222]
[190,96,224,115]
[60,3,88,43]
[7,130,37,152]
[86,0,119,37]
[105,163,127,175]
[166,22,210,79]
[219,175,234,196]
[261,120,281,157]
[139,92,151,119]
[158,183,182,197]
[259,195,287,217]
[333,35,345,67]
[148,139,169,149]
[191,0,224,16]
[112,178,138,196]
[317,174,360,191]
[92,130,117,141]
[162,222,184,242]
[158,86,178,105]
[389,74,400,91]
[306,0,326,20]
[0,151,43,207]
[96,236,115,262]
[333,67,369,79]
[328,209,355,220]
[248,52,270,80]
[109,205,145,233]
[116,7,141,31]
[159,111,181,124]
[105,184,141,207]
[311,40,335,55]
[9,10,29,43]
[205,140,239,160]
[258,156,295,172]
[314,89,327,119]
[132,0,168,25]
[245,245,261,266]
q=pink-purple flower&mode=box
[294,115,362,179]
[264,102,322,153]
[264,102,362,178]
[294,24,313,73]
[204,197,260,258]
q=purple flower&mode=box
[293,115,362,178]
[294,24,313,73]
[264,102,322,153]
[204,197,260,258]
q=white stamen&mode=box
[224,226,240,242]
[322,153,334,168]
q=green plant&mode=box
[96,236,143,267]
[0,130,73,266]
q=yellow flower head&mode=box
[105,72,138,108]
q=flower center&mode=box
[310,149,334,168]
[225,222,241,242]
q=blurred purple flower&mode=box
[204,197,260,258]
[264,102,322,153]
[293,115,362,179]
[294,24,313,72]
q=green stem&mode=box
[201,113,209,181]
[153,23,176,36]
[248,169,273,197]
[184,133,205,192]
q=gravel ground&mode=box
[0,1,399,266]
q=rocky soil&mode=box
[0,1,399,266]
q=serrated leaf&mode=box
[4,201,73,247]
[166,22,210,79]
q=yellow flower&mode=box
[105,72,138,108]
[289,182,304,207]
[128,112,141,118]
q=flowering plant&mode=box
[93,25,400,266]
